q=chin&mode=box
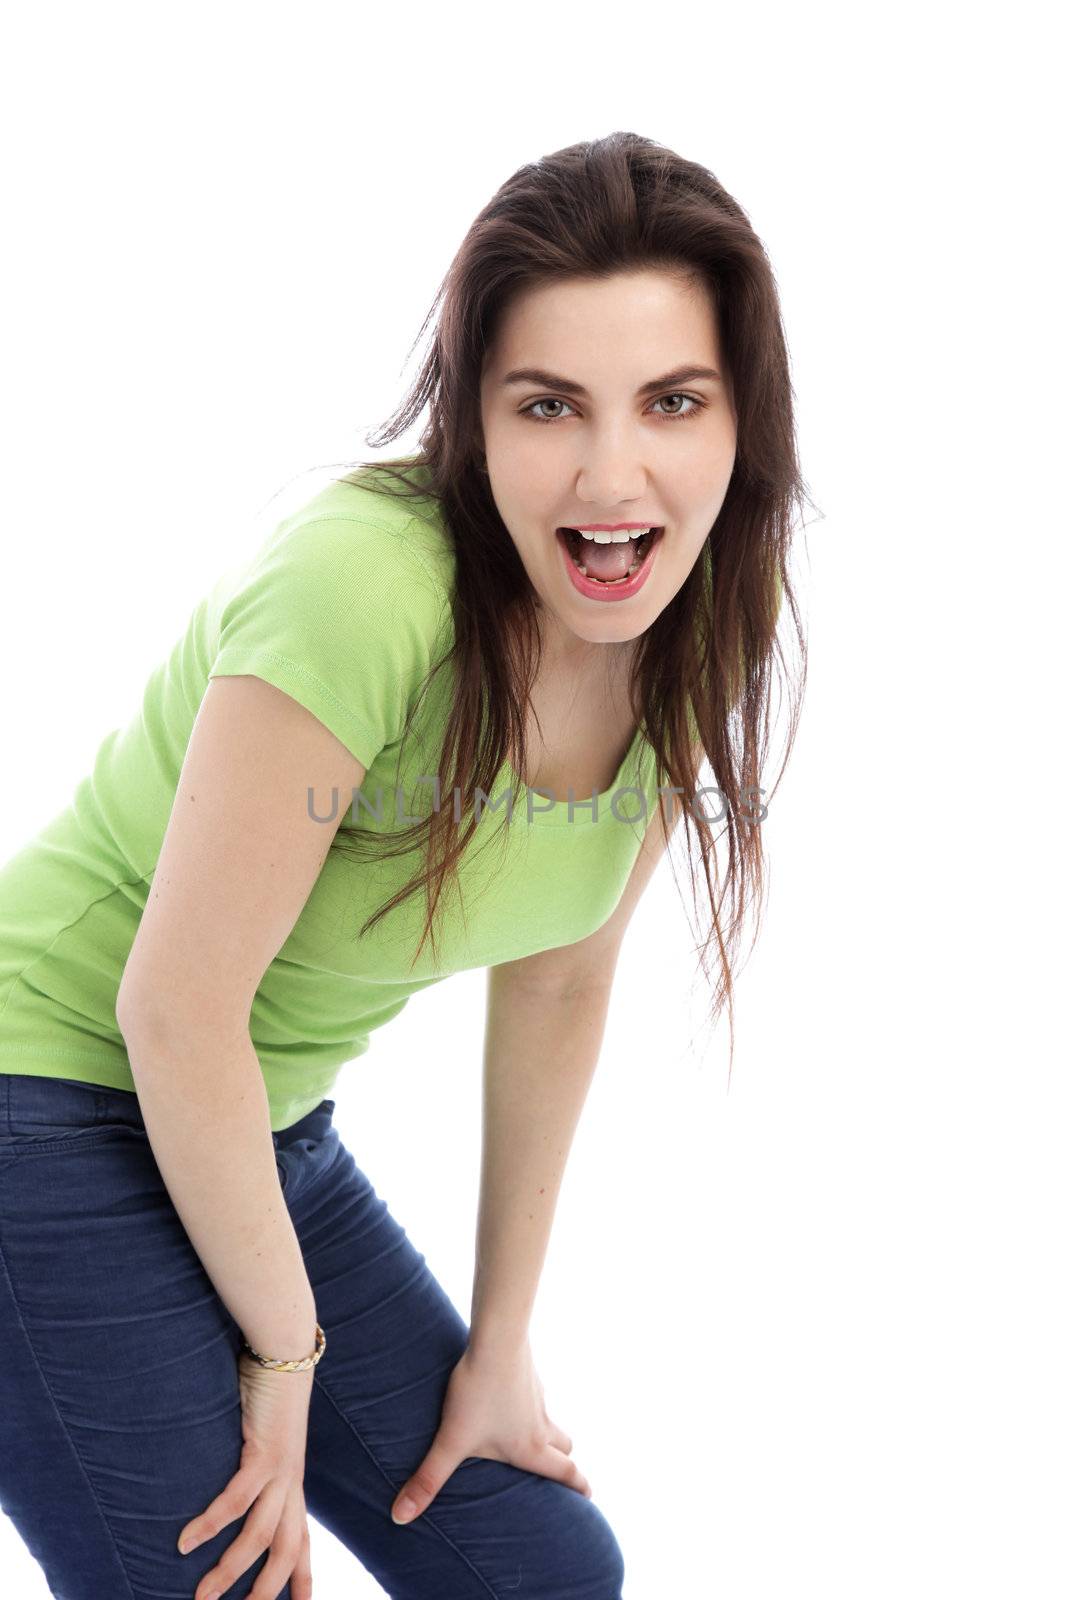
[564,606,651,647]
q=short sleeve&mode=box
[208,511,448,773]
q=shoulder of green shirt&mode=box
[285,477,454,602]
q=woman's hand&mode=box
[391,1337,591,1525]
[178,1350,315,1600]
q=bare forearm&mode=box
[118,1009,317,1360]
[469,971,615,1355]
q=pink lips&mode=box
[555,526,664,603]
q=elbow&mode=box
[116,977,250,1055]
[114,977,153,1043]
[490,948,622,1006]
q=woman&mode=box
[0,132,807,1599]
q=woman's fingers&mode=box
[191,1495,283,1600]
[246,1500,312,1600]
[179,1465,259,1551]
[547,1423,573,1454]
[182,1478,298,1600]
[392,1434,466,1524]
[287,1523,314,1600]
[542,1443,592,1499]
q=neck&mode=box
[537,610,635,675]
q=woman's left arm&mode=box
[471,790,682,1353]
[389,799,680,1525]
[469,964,617,1357]
[391,973,619,1525]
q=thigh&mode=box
[0,1073,286,1600]
[282,1120,626,1600]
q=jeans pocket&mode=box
[0,1120,146,1159]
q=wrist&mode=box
[241,1311,320,1365]
[467,1318,530,1362]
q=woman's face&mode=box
[478,266,738,657]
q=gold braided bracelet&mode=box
[241,1322,327,1372]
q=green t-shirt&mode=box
[0,467,663,1130]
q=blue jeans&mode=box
[0,1074,626,1599]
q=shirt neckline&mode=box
[494,720,650,828]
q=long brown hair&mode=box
[326,131,814,1078]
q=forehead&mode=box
[485,268,719,371]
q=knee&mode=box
[591,1522,626,1599]
[438,1457,627,1598]
[557,1490,626,1598]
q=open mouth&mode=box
[555,526,664,585]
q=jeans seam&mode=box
[0,1132,117,1158]
[312,1368,504,1599]
[0,1224,138,1600]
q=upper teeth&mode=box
[573,527,653,544]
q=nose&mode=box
[575,439,648,513]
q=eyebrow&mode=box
[500,364,723,398]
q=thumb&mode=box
[391,1436,463,1526]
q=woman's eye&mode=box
[656,393,702,419]
[523,398,573,422]
[520,394,704,424]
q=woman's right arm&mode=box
[115,672,367,1360]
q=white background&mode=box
[1,2,1064,1596]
